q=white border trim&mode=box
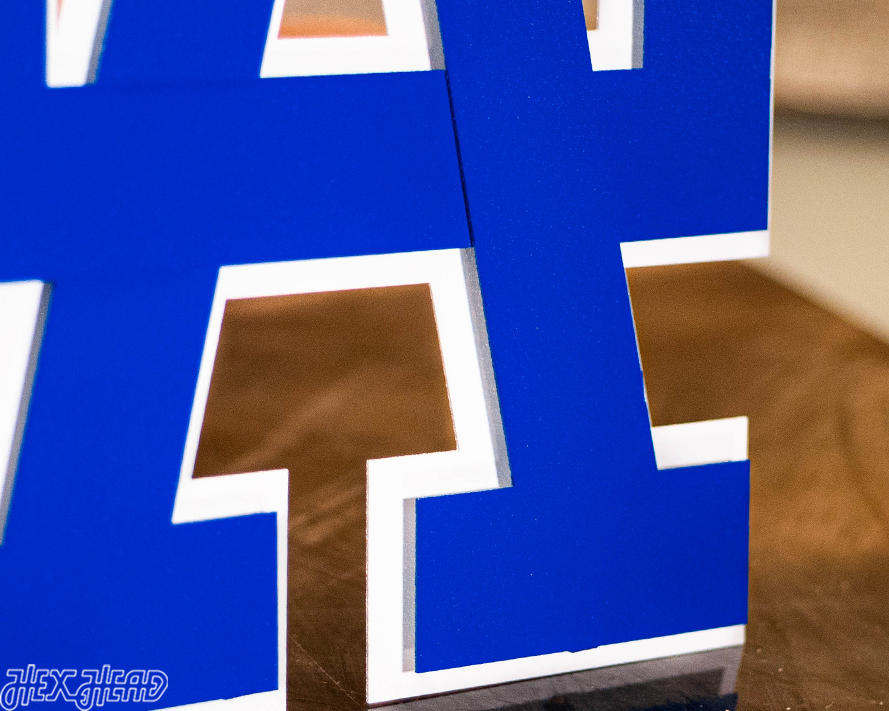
[46,0,109,87]
[259,0,436,78]
[159,622,743,711]
[0,281,47,544]
[373,624,744,703]
[620,230,769,269]
[586,0,642,71]
[651,417,748,470]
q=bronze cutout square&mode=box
[194,284,456,711]
[278,0,388,39]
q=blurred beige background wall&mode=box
[749,0,889,341]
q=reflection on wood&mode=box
[582,0,598,32]
[627,262,889,710]
[776,0,889,117]
[279,0,387,38]
[194,284,456,710]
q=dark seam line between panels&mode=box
[444,68,475,248]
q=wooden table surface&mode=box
[627,261,889,710]
[775,0,889,117]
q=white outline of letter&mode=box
[586,0,643,71]
[0,281,49,545]
[46,0,112,87]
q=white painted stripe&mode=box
[621,230,769,268]
[651,417,748,470]
[0,281,47,542]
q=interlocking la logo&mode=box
[0,248,749,710]
[167,249,751,708]
[0,0,770,706]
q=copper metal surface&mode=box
[627,261,889,709]
[194,284,456,710]
[278,0,387,39]
[582,0,598,32]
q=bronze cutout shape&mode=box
[194,284,456,711]
[278,0,388,39]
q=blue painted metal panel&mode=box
[413,0,766,670]
[436,0,772,243]
[0,3,467,281]
[1,270,279,707]
[0,0,762,695]
[100,0,275,84]
[0,1,467,704]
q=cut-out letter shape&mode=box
[1,3,469,708]
[172,249,508,708]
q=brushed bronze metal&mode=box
[278,0,388,39]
